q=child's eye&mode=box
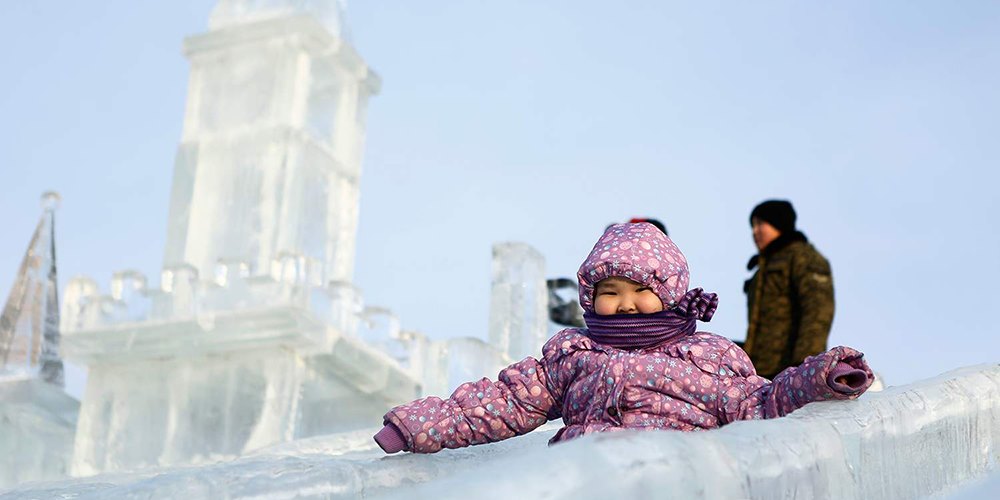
[599,291,617,296]
[636,287,653,293]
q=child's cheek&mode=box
[594,298,615,315]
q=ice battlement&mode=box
[59,241,540,395]
[59,256,425,374]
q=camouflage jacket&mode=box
[744,232,834,378]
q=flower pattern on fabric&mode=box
[382,329,873,454]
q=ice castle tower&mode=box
[165,0,372,285]
[60,0,423,476]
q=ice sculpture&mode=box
[488,242,548,362]
[0,192,64,386]
[163,0,376,286]
[57,0,418,476]
[50,0,544,480]
[3,364,997,499]
[0,193,76,489]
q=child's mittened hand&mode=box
[374,423,407,454]
[826,346,874,395]
[828,362,870,393]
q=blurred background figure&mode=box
[627,217,668,236]
[743,200,834,379]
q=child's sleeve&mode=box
[716,344,873,424]
[376,356,561,454]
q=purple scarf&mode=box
[583,288,719,349]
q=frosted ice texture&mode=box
[3,365,997,499]
[488,243,548,362]
[0,378,78,489]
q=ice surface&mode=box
[488,242,548,362]
[3,364,996,499]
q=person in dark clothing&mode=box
[743,200,835,379]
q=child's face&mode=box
[594,277,664,315]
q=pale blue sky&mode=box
[1,1,998,398]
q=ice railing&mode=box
[3,364,997,499]
[62,254,359,332]
[59,242,548,396]
[59,257,470,394]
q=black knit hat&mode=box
[749,200,796,234]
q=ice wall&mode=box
[63,309,420,477]
[0,378,78,489]
[4,364,996,499]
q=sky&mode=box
[1,1,998,399]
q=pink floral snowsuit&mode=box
[377,223,873,454]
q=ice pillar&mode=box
[488,242,547,361]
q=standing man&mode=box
[743,200,834,379]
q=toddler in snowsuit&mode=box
[374,223,872,453]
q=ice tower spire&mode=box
[164,0,378,285]
[210,0,349,39]
[0,192,64,387]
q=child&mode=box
[373,223,872,454]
